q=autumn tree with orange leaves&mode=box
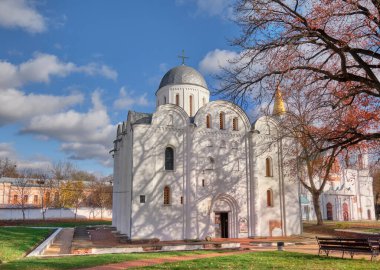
[219,0,380,224]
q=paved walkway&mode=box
[78,250,252,270]
[43,228,74,255]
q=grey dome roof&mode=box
[158,65,208,89]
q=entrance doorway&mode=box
[215,212,229,238]
[342,203,349,221]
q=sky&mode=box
[0,0,242,176]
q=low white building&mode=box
[301,155,375,221]
[112,64,301,240]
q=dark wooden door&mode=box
[220,212,229,238]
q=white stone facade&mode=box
[112,65,301,240]
[301,164,375,222]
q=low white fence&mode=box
[0,207,112,220]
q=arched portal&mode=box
[211,194,239,238]
[342,203,349,221]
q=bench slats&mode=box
[316,236,379,261]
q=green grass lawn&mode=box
[0,227,53,262]
[133,251,380,270]
[1,250,379,270]
[0,250,224,270]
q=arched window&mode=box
[368,209,372,220]
[163,96,167,104]
[206,114,211,128]
[175,94,180,106]
[326,203,333,220]
[265,157,273,177]
[165,147,174,170]
[202,97,206,106]
[219,112,225,130]
[232,117,239,131]
[163,186,170,205]
[189,95,193,116]
[267,189,273,207]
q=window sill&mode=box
[163,204,172,207]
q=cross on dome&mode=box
[178,49,189,65]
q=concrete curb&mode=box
[27,228,62,257]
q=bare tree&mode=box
[12,172,32,221]
[60,180,85,219]
[0,158,18,178]
[50,161,75,208]
[33,169,54,220]
[219,0,380,151]
[87,179,112,219]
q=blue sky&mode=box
[0,0,241,175]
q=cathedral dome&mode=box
[158,65,208,89]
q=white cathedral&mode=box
[111,64,302,241]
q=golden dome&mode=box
[273,87,286,116]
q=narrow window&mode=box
[219,112,225,130]
[202,97,206,106]
[189,95,193,116]
[233,117,239,131]
[202,179,205,187]
[206,114,211,128]
[207,157,215,170]
[180,196,183,204]
[267,189,273,207]
[140,195,146,203]
[23,195,28,203]
[165,147,174,170]
[34,195,38,204]
[164,96,167,104]
[176,94,179,106]
[45,192,50,205]
[13,195,18,204]
[164,186,170,205]
[265,157,273,177]
[220,140,226,148]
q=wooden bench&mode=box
[316,237,379,261]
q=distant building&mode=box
[112,64,301,240]
[0,177,55,208]
[300,154,375,221]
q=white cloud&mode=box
[0,143,15,159]
[195,0,233,18]
[0,53,118,88]
[199,49,239,75]
[113,87,149,110]
[0,88,83,126]
[176,0,233,19]
[77,63,118,81]
[20,91,115,167]
[0,0,46,33]
[0,142,52,171]
[61,143,112,167]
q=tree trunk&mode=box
[311,191,324,225]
